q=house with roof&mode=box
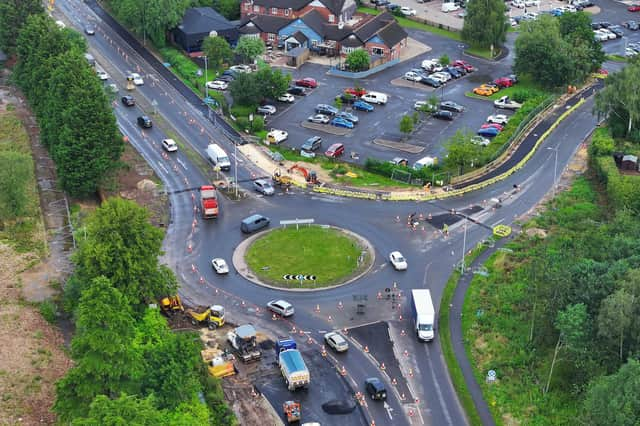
[172,7,239,54]
[241,0,357,24]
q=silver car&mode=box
[267,299,295,317]
[253,179,275,195]
[257,104,277,115]
[324,332,349,352]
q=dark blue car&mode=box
[353,100,374,112]
[477,127,500,137]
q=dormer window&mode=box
[253,5,259,12]
[271,7,278,14]
[285,8,290,16]
[329,14,335,22]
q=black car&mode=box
[609,25,624,38]
[301,136,322,152]
[84,24,95,35]
[440,101,464,112]
[453,65,467,75]
[624,20,639,31]
[121,96,135,107]
[137,115,152,128]
[445,67,462,79]
[216,75,234,83]
[287,86,308,96]
[335,93,357,104]
[386,3,400,11]
[420,77,441,88]
[599,21,611,28]
[222,70,237,78]
[365,377,387,401]
[316,104,338,115]
[591,22,602,30]
[432,110,454,121]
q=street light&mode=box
[460,216,468,274]
[203,55,209,99]
[547,146,558,198]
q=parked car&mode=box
[452,60,474,72]
[431,71,452,83]
[445,67,462,79]
[404,71,423,82]
[324,332,349,352]
[414,101,437,112]
[277,93,295,103]
[266,129,288,144]
[316,104,339,115]
[420,76,441,87]
[257,104,277,115]
[512,0,525,8]
[300,136,322,156]
[473,86,494,96]
[229,64,252,73]
[477,127,500,137]
[215,74,234,83]
[336,111,359,124]
[471,136,491,146]
[267,300,295,317]
[336,93,357,104]
[295,77,317,88]
[487,114,509,125]
[524,0,540,6]
[211,258,229,274]
[353,100,374,112]
[344,87,367,96]
[432,110,454,121]
[330,117,354,129]
[360,91,388,105]
[440,100,464,112]
[365,378,387,401]
[629,4,640,11]
[308,114,330,124]
[494,77,514,88]
[325,143,345,158]
[206,80,228,90]
[137,115,152,128]
[609,25,624,37]
[222,70,237,78]
[400,6,417,15]
[287,86,308,96]
[121,95,135,106]
[161,138,178,152]
[624,20,639,30]
[387,3,400,11]
[96,70,109,80]
[389,251,408,270]
[481,122,504,131]
[253,179,275,195]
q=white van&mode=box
[206,144,231,171]
[441,1,461,12]
[360,91,388,105]
[413,156,437,170]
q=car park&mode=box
[137,115,152,128]
[404,71,423,82]
[266,129,288,144]
[365,378,387,401]
[295,77,317,88]
[360,91,388,105]
[206,80,228,90]
[300,136,322,157]
[331,117,354,129]
[336,111,359,124]
[353,100,374,112]
[121,95,135,106]
[84,24,95,35]
[287,86,308,96]
[267,300,295,317]
[257,104,277,115]
[440,101,464,112]
[316,104,339,115]
[129,73,144,85]
[253,179,275,195]
[96,70,109,80]
[400,6,417,15]
[211,258,229,274]
[278,93,295,103]
[432,110,454,121]
[325,143,345,158]
[477,127,500,137]
[308,114,330,124]
[161,138,178,152]
[389,251,408,270]
[487,114,509,125]
[471,136,491,146]
[324,332,349,352]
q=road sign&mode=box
[282,274,316,280]
[486,370,497,383]
[493,224,511,238]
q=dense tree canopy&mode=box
[345,49,370,72]
[229,68,290,106]
[444,130,485,173]
[595,60,640,141]
[108,0,189,46]
[462,0,508,49]
[202,36,233,69]
[0,0,43,54]
[234,36,265,63]
[211,0,240,20]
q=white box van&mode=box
[441,1,461,12]
[360,91,388,105]
[413,156,436,170]
[206,144,231,171]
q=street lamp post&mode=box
[547,146,558,198]
[203,55,209,99]
[461,216,468,274]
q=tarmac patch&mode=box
[301,121,352,136]
[372,139,425,154]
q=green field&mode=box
[245,226,366,288]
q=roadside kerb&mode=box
[231,225,376,292]
[313,97,586,201]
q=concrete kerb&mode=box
[231,225,376,292]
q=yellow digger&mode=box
[186,305,225,329]
[160,295,184,316]
[272,168,294,188]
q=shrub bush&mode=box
[39,300,58,324]
[251,116,265,132]
[589,127,615,156]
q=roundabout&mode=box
[233,224,375,291]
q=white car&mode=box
[96,70,109,80]
[626,47,638,57]
[404,71,422,82]
[267,299,294,317]
[129,72,144,85]
[55,20,66,28]
[593,30,607,42]
[429,72,450,83]
[211,258,229,274]
[324,332,349,352]
[308,114,330,124]
[266,129,288,144]
[161,138,178,152]
[229,64,252,73]
[206,80,228,90]
[414,101,436,112]
[400,6,417,15]
[471,136,491,146]
[487,114,509,125]
[601,29,617,40]
[389,251,408,271]
[441,2,461,12]
[512,0,525,8]
[257,104,277,115]
[360,91,388,105]
[524,0,540,6]
[278,93,295,103]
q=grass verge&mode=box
[245,226,365,288]
[357,7,462,40]
[464,46,500,60]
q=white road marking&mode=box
[383,401,394,420]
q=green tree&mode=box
[345,49,370,72]
[212,0,240,20]
[202,36,233,69]
[72,394,164,426]
[229,72,263,106]
[595,61,640,139]
[462,0,508,50]
[598,289,634,360]
[0,0,43,54]
[439,54,450,66]
[55,277,144,421]
[254,67,291,100]
[399,115,413,138]
[234,36,265,63]
[70,198,175,311]
[583,359,640,426]
[110,0,189,46]
[0,151,32,220]
[444,130,482,173]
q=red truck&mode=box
[200,185,219,219]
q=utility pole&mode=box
[547,146,558,198]
[203,55,209,99]
[461,216,468,274]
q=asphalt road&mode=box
[53,0,614,424]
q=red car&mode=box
[628,4,640,11]
[494,77,514,88]
[481,123,504,131]
[295,77,318,88]
[325,143,345,158]
[344,87,367,97]
[452,60,474,72]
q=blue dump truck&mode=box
[276,337,310,391]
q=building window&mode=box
[268,33,276,41]
[272,7,278,14]
[328,14,335,22]
[372,47,385,56]
[253,5,259,12]
[285,8,290,16]
[342,46,355,54]
[244,3,250,10]
[311,40,318,46]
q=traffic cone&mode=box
[393,282,398,289]
[340,366,347,376]
[187,243,192,253]
[315,304,320,313]
[251,387,257,397]
[409,368,414,377]
[321,346,327,357]
[380,362,386,371]
[391,378,397,386]
[377,291,382,300]
[199,276,204,284]
[404,350,409,358]
[401,329,406,336]
[215,288,219,295]
[415,398,420,405]
[307,336,313,344]
[337,301,343,310]
[399,313,403,320]
[241,300,246,306]
[291,326,297,334]
[272,313,277,320]
[299,329,304,336]
[364,345,369,353]
[191,264,196,273]
[328,315,333,322]
[400,392,406,401]
[409,409,415,417]
[342,327,348,335]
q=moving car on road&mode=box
[121,95,135,106]
[129,72,144,85]
[253,179,275,195]
[267,300,295,317]
[365,378,387,401]
[389,251,408,270]
[137,115,152,128]
[324,332,349,352]
[211,258,229,274]
[161,138,178,152]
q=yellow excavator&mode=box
[186,305,225,329]
[160,295,184,316]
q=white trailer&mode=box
[411,289,435,342]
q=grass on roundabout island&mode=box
[245,225,369,288]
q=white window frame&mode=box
[328,14,335,23]
[253,5,260,12]
[268,33,276,41]
[244,2,250,10]
[285,8,291,16]
[371,47,385,56]
[272,7,278,14]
